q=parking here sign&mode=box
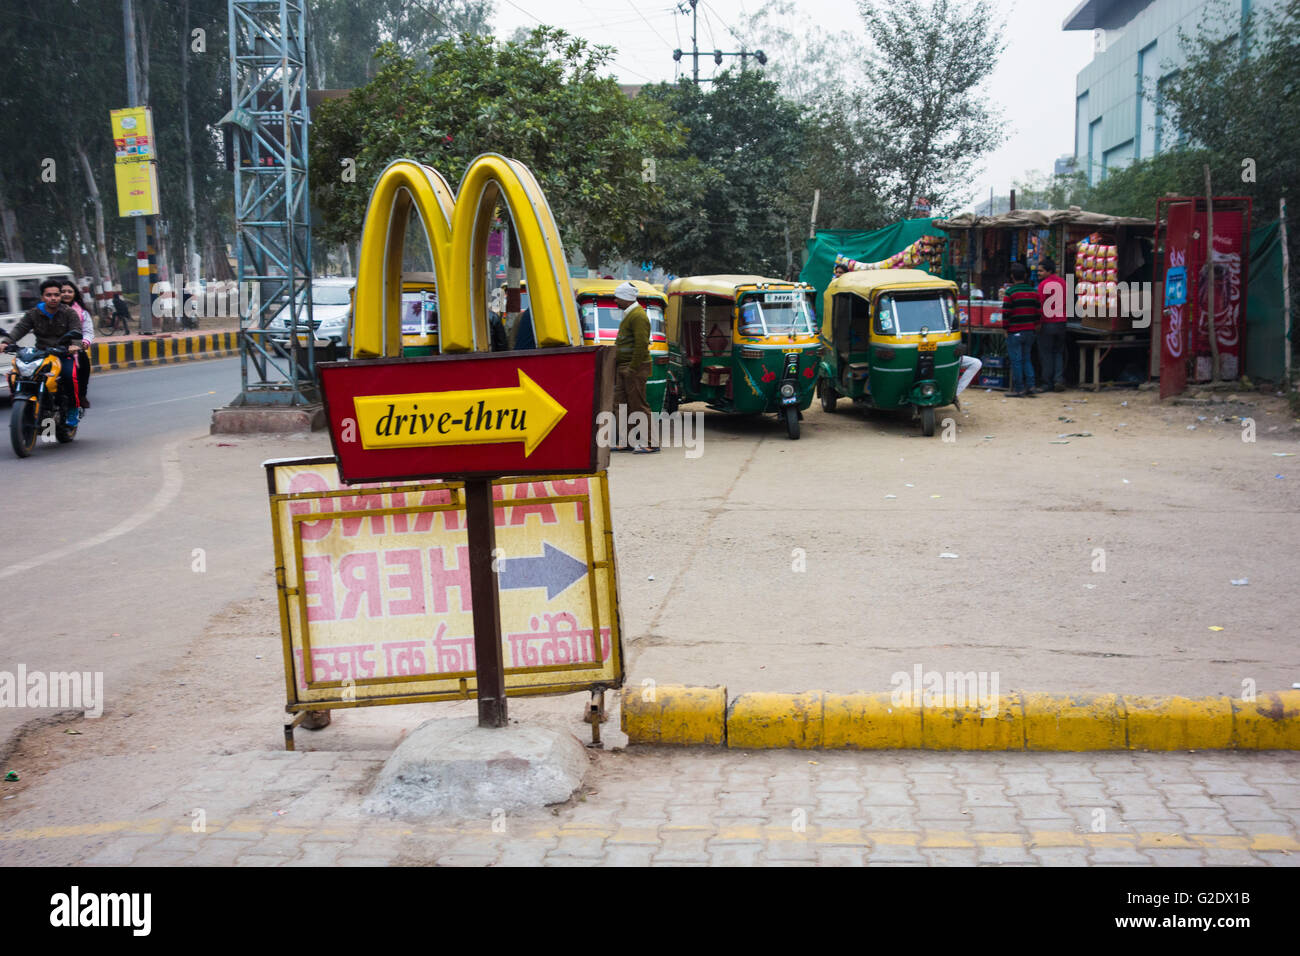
[265,458,624,711]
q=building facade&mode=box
[1065,0,1283,185]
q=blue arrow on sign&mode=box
[498,543,588,600]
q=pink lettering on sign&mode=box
[381,639,428,676]
[288,472,335,541]
[506,612,611,669]
[384,549,426,616]
[429,544,473,613]
[431,622,476,673]
[338,551,383,619]
[302,555,336,622]
[293,644,378,689]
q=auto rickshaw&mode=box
[817,269,961,436]
[664,275,820,439]
[571,278,669,414]
[345,272,440,358]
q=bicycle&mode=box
[99,306,130,336]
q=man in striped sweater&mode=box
[1001,261,1041,397]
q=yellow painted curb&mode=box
[1232,691,1300,749]
[620,684,725,745]
[823,693,922,749]
[728,692,824,749]
[1124,695,1234,750]
[923,692,1024,750]
[1023,693,1126,751]
[621,686,1300,750]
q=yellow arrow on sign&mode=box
[354,369,567,456]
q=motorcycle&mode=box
[6,333,81,458]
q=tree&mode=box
[308,29,679,271]
[308,0,495,89]
[735,0,868,106]
[1156,0,1299,218]
[857,0,1006,218]
[636,71,806,276]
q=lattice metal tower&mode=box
[223,0,315,406]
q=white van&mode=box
[0,263,75,341]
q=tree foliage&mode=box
[634,72,805,276]
[0,0,233,280]
[1155,0,1298,217]
[857,0,1006,218]
[308,29,679,268]
[308,0,494,88]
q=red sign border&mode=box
[318,346,616,486]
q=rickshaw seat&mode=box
[702,363,730,387]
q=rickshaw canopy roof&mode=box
[570,277,666,305]
[666,275,785,298]
[826,269,957,300]
[401,271,437,291]
[823,270,957,337]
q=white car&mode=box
[265,278,354,345]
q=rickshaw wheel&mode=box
[819,381,837,413]
[664,388,679,414]
[920,406,936,437]
[783,405,800,440]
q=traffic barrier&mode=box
[619,687,1300,750]
[88,331,239,371]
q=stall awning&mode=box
[935,208,1155,231]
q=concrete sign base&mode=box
[363,717,588,817]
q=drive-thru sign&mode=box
[266,460,624,746]
[270,154,622,746]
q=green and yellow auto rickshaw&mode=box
[665,275,820,439]
[345,272,441,358]
[571,278,669,414]
[817,269,961,436]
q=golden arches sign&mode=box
[351,155,583,358]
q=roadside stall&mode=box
[934,209,1156,390]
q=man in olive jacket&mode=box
[2,278,84,424]
[612,282,657,453]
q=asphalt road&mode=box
[1,358,1297,763]
[0,357,256,753]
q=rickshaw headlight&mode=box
[780,383,796,399]
[920,383,936,397]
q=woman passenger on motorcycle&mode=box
[60,281,94,410]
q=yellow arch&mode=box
[352,160,455,359]
[351,154,581,358]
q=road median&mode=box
[620,687,1300,750]
[89,331,239,371]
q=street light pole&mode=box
[122,0,152,333]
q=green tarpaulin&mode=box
[800,219,946,318]
[1246,219,1288,383]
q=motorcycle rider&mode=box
[1,278,84,426]
[59,280,93,410]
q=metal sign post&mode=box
[465,478,507,727]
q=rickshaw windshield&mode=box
[400,292,437,334]
[737,291,815,336]
[875,292,956,336]
[580,298,666,341]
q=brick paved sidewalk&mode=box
[3,748,1298,867]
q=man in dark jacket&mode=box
[612,282,656,453]
[2,278,84,424]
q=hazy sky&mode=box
[491,0,1096,214]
